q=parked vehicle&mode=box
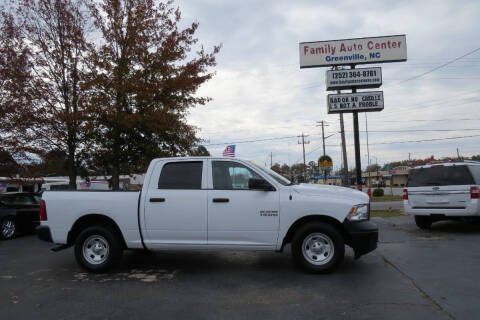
[404,162,480,229]
[37,157,378,273]
[0,192,41,240]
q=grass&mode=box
[371,195,403,202]
[371,209,404,218]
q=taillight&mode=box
[403,188,408,200]
[39,200,47,221]
[472,186,480,199]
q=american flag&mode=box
[222,145,236,157]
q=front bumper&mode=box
[343,220,378,258]
[36,225,53,243]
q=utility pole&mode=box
[298,133,310,180]
[316,120,327,156]
[270,152,273,167]
[316,121,330,184]
[457,148,461,160]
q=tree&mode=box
[1,0,91,189]
[0,149,20,177]
[85,0,220,189]
[365,163,381,172]
[0,13,34,162]
[271,163,281,174]
[190,146,210,156]
[280,164,290,175]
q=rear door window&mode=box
[158,161,203,189]
[408,166,475,187]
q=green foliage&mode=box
[372,188,384,197]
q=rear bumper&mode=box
[404,199,479,216]
[36,225,53,243]
[343,220,378,258]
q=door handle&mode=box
[212,198,229,203]
[150,198,165,202]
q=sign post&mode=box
[299,35,407,189]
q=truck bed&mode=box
[42,191,143,248]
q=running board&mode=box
[51,244,70,252]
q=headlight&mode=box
[348,204,370,221]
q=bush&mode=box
[372,188,384,197]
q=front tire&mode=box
[291,222,345,274]
[0,217,16,240]
[415,216,432,229]
[74,225,123,273]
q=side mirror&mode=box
[248,178,275,191]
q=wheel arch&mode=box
[281,215,350,250]
[67,214,127,248]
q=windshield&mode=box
[250,162,291,186]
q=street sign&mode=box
[326,67,382,90]
[299,35,407,68]
[327,91,384,114]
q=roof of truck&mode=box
[153,156,254,162]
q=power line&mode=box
[358,129,480,133]
[204,135,299,146]
[389,47,480,86]
[204,127,480,147]
[379,118,480,123]
[321,134,480,148]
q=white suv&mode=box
[403,162,480,229]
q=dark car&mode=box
[0,192,41,240]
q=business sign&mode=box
[299,35,407,68]
[326,67,382,90]
[327,91,384,114]
[318,155,333,168]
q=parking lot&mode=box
[1,216,479,320]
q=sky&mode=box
[177,0,480,170]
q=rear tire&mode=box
[0,217,16,240]
[291,222,344,274]
[74,225,123,273]
[415,216,432,229]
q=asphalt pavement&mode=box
[1,216,479,320]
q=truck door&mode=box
[207,160,279,247]
[143,160,208,246]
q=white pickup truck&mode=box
[37,157,378,273]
